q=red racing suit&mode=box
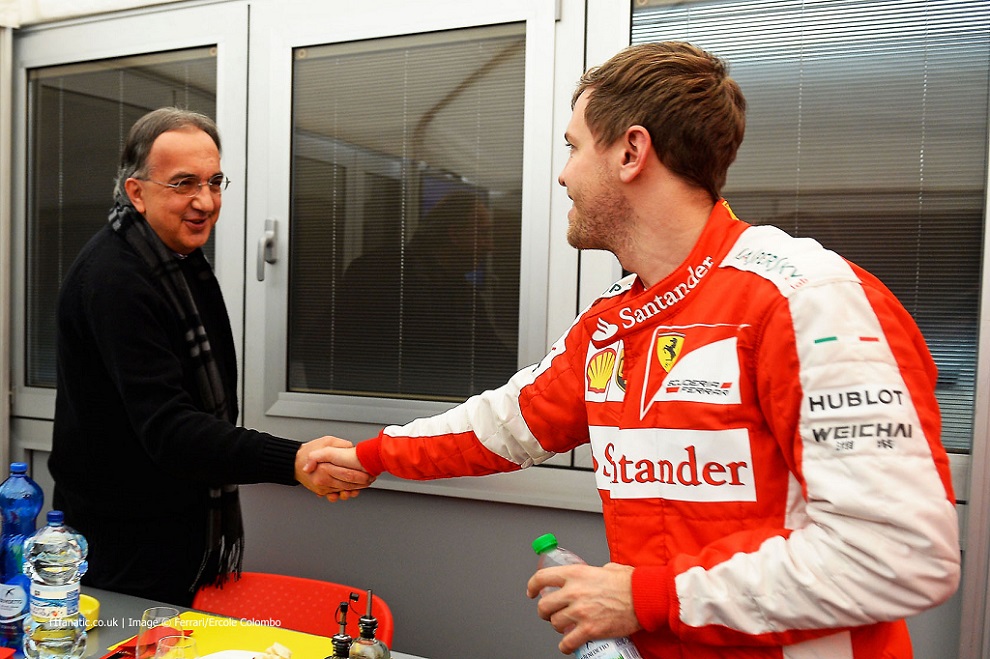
[356,200,960,658]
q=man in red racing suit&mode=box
[309,42,960,658]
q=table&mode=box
[82,587,426,659]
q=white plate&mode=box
[200,652,256,659]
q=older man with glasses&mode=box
[48,107,371,606]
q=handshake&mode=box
[294,436,375,502]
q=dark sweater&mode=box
[50,222,299,605]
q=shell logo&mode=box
[587,348,617,394]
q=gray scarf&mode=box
[109,202,244,592]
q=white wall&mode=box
[12,0,174,26]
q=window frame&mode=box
[236,0,608,510]
[9,2,250,432]
[284,24,528,405]
[244,1,557,428]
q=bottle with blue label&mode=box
[532,534,644,659]
[22,510,88,659]
[0,462,44,650]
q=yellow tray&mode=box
[112,611,334,656]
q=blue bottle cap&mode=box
[9,462,27,474]
[47,510,64,524]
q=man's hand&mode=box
[303,444,365,473]
[295,436,374,502]
[526,562,640,654]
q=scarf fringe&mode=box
[191,485,245,591]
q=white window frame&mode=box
[0,24,13,470]
[9,2,250,446]
[960,149,990,658]
[241,0,609,510]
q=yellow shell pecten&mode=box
[587,348,616,393]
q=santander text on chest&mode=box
[598,442,750,487]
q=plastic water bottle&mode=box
[22,510,88,659]
[0,462,44,650]
[349,590,390,658]
[532,534,643,659]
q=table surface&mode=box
[81,587,426,659]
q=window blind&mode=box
[288,24,525,402]
[632,0,989,452]
[26,48,217,388]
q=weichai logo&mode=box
[804,385,915,451]
[590,427,755,502]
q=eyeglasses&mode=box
[141,174,230,197]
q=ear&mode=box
[124,178,147,214]
[617,125,652,183]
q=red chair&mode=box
[191,571,394,646]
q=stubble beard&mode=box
[566,184,634,257]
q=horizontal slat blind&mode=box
[26,49,217,388]
[633,0,989,452]
[288,25,525,402]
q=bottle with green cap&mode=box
[532,534,643,659]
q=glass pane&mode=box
[26,47,218,388]
[289,25,525,402]
[632,0,989,452]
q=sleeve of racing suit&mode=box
[650,275,960,647]
[355,319,593,481]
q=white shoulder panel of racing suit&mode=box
[672,225,960,636]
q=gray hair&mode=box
[112,107,222,206]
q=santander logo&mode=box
[591,258,714,345]
[590,426,755,502]
[592,318,619,342]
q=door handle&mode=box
[257,218,278,281]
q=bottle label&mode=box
[29,582,80,619]
[0,582,27,622]
[577,636,643,659]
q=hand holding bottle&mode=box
[528,534,642,658]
